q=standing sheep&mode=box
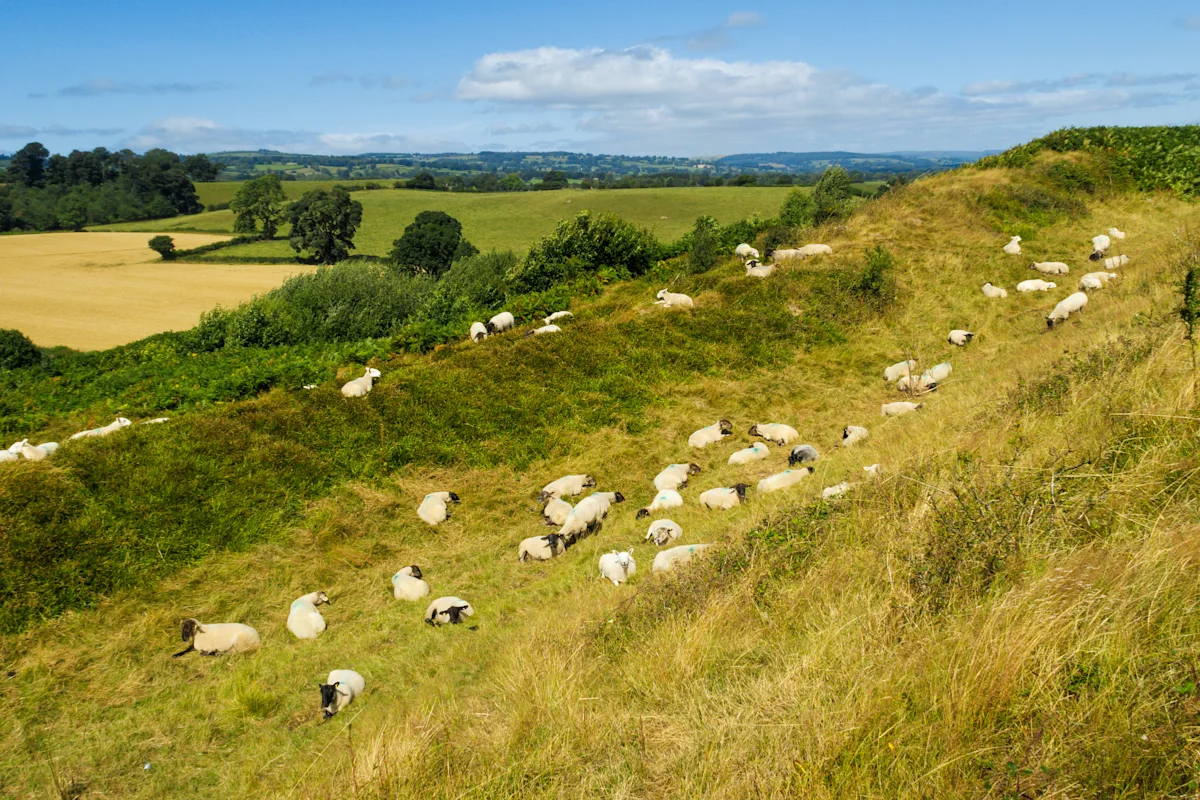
[340,368,381,398]
[688,419,734,448]
[735,243,760,261]
[518,533,569,562]
[1046,292,1088,329]
[469,322,488,342]
[655,289,694,309]
[652,543,713,574]
[172,619,260,657]
[757,467,814,493]
[635,490,683,520]
[598,550,636,586]
[1089,234,1111,261]
[417,491,460,526]
[1003,236,1022,255]
[539,474,596,502]
[319,669,365,719]
[287,591,331,640]
[644,519,683,546]
[748,423,800,446]
[728,442,770,465]
[392,566,430,601]
[653,463,701,491]
[425,596,475,626]
[698,484,749,510]
[485,312,515,334]
[788,444,819,466]
[948,330,975,346]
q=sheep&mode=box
[1046,291,1088,329]
[745,260,775,278]
[1030,261,1070,275]
[1003,235,1022,255]
[1017,279,1057,293]
[757,466,814,494]
[735,243,760,261]
[644,519,682,546]
[728,442,770,465]
[982,283,1008,298]
[469,322,489,342]
[769,248,805,262]
[172,619,260,657]
[822,482,852,499]
[525,324,561,337]
[896,373,937,393]
[598,550,636,585]
[698,484,749,510]
[392,565,430,601]
[748,423,800,447]
[424,596,474,626]
[0,451,18,464]
[319,669,365,719]
[636,490,683,519]
[142,417,169,425]
[863,464,882,477]
[1089,234,1111,261]
[788,444,819,466]
[559,491,625,541]
[287,591,331,640]
[518,532,569,562]
[417,491,460,526]
[655,289,694,309]
[485,312,515,334]
[1103,254,1130,269]
[652,543,713,574]
[925,362,952,382]
[1108,227,1126,240]
[1079,271,1119,291]
[881,401,923,417]
[69,417,132,440]
[340,367,381,398]
[841,426,869,447]
[799,244,834,257]
[653,463,701,492]
[688,419,733,448]
[884,360,917,383]
[538,474,596,503]
[544,311,573,324]
[542,496,573,526]
[948,330,975,346]
[12,440,47,462]
[303,384,318,390]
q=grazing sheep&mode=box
[948,330,975,346]
[636,490,684,520]
[1047,291,1089,329]
[485,312,515,334]
[172,619,260,657]
[525,324,561,337]
[655,289,694,309]
[757,467,814,493]
[469,322,488,342]
[745,260,775,278]
[841,426,869,447]
[982,283,1008,298]
[392,566,430,601]
[735,243,760,261]
[748,423,799,447]
[1079,271,1118,291]
[542,496,573,526]
[728,442,770,465]
[1108,227,1126,240]
[652,543,713,574]
[1103,254,1130,269]
[925,362,952,382]
[863,464,882,476]
[69,417,132,440]
[788,444,819,466]
[698,484,749,510]
[538,474,596,503]
[644,519,683,546]
[823,482,852,499]
[544,311,573,325]
[653,463,701,492]
[1003,235,1022,255]
[884,359,917,383]
[1030,261,1070,275]
[287,591,331,640]
[560,492,625,541]
[598,550,636,586]
[425,596,474,626]
[1017,279,1057,293]
[688,419,733,448]
[1089,234,1111,261]
[340,367,381,398]
[518,532,569,562]
[881,401,923,417]
[319,669,365,719]
[417,491,460,526]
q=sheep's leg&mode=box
[171,643,195,658]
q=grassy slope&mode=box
[3,159,1199,798]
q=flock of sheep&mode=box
[993,229,1128,327]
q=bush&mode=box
[779,188,817,227]
[507,210,658,294]
[689,215,719,273]
[148,235,176,261]
[418,251,518,325]
[0,328,42,370]
[813,166,853,223]
[389,211,477,277]
[852,246,898,308]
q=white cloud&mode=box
[42,79,228,98]
[0,123,124,139]
[122,116,466,154]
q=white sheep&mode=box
[728,442,770,465]
[1047,291,1088,329]
[172,619,260,657]
[745,260,775,278]
[1003,235,1022,255]
[12,440,47,462]
[486,312,515,334]
[287,591,331,640]
[982,283,1008,299]
[544,311,573,325]
[469,322,489,342]
[841,425,869,447]
[340,367,381,398]
[526,324,561,336]
[559,491,625,541]
[417,491,460,526]
[881,401,923,417]
[788,444,819,466]
[644,519,683,546]
[823,482,852,499]
[542,496,573,526]
[0,451,18,464]
[1017,279,1057,293]
[863,464,882,477]
[1030,261,1070,275]
[636,490,683,519]
[1090,234,1111,261]
[653,463,701,492]
[319,669,365,719]
[69,417,132,440]
[770,248,805,262]
[1079,271,1118,291]
[896,373,937,393]
[735,243,760,261]
[142,417,169,425]
[948,330,975,346]
[655,289,694,309]
[688,419,733,448]
[518,532,569,562]
[598,550,636,586]
[698,484,749,510]
[424,596,474,626]
[392,565,430,601]
[1103,254,1130,269]
[1108,227,1126,240]
[798,244,833,257]
[538,474,596,502]
[925,362,952,382]
[652,543,713,574]
[884,360,917,383]
[757,466,814,494]
[748,422,799,446]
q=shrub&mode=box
[852,246,898,308]
[507,210,658,294]
[813,166,853,223]
[148,235,176,261]
[418,251,518,325]
[779,188,817,227]
[0,328,42,370]
[389,211,478,277]
[689,215,719,273]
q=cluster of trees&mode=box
[229,174,364,263]
[0,142,214,232]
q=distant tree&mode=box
[55,189,90,231]
[5,142,49,187]
[689,215,719,273]
[148,235,176,260]
[408,172,437,190]
[540,170,569,190]
[230,174,287,239]
[732,173,759,186]
[287,187,362,264]
[183,154,225,182]
[389,211,477,277]
[779,188,817,227]
[0,328,42,370]
[813,165,853,222]
[499,173,524,192]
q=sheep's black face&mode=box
[688,463,701,474]
[613,492,625,503]
[842,428,851,440]
[319,683,338,717]
[1089,252,1101,261]
[748,425,760,437]
[409,565,422,579]
[446,605,467,624]
[537,491,552,504]
[584,476,597,488]
[180,619,197,642]
[636,508,649,519]
[718,419,733,434]
[448,492,460,504]
[733,484,749,499]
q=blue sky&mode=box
[3,0,1199,156]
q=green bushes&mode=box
[506,210,659,294]
[779,188,817,227]
[389,211,478,277]
[287,187,363,264]
[0,329,42,371]
[147,235,175,261]
[688,215,720,273]
[851,246,898,309]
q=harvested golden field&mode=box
[0,232,315,350]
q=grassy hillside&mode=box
[3,140,1200,797]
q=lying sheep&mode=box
[652,543,713,574]
[925,362,952,382]
[1090,234,1111,261]
[841,426,869,447]
[688,419,733,448]
[142,418,169,425]
[1103,254,1130,269]
[1017,279,1057,293]
[823,482,852,499]
[560,491,625,541]
[525,324,561,337]
[542,496,573,526]
[1108,227,1126,240]
[12,440,48,462]
[749,423,799,446]
[881,401,923,417]
[863,464,882,477]
[884,359,917,383]
[757,466,814,493]
[518,532,569,562]
[1030,261,1070,275]
[653,463,701,491]
[735,243,760,261]
[636,490,683,519]
[425,596,474,626]
[319,669,365,719]
[1079,271,1118,291]
[70,417,132,440]
[655,289,694,309]
[486,312,515,334]
[728,442,770,465]
[598,550,636,586]
[1003,235,1022,255]
[173,619,260,657]
[788,444,819,466]
[698,484,749,510]
[392,565,430,601]
[1047,291,1088,329]
[0,451,17,464]
[897,373,937,393]
[287,591,331,640]
[544,311,573,324]
[340,368,381,398]
[798,244,833,257]
[982,283,1008,298]
[644,519,683,546]
[539,474,596,503]
[417,491,460,526]
[745,260,775,278]
[469,322,489,342]
[948,330,975,346]
[769,248,804,261]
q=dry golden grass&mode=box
[0,232,315,349]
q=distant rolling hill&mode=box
[711,150,996,172]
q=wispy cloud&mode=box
[961,71,1195,95]
[1176,15,1200,29]
[485,121,560,136]
[685,11,764,51]
[0,123,125,139]
[309,72,410,90]
[122,116,466,154]
[38,78,229,98]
